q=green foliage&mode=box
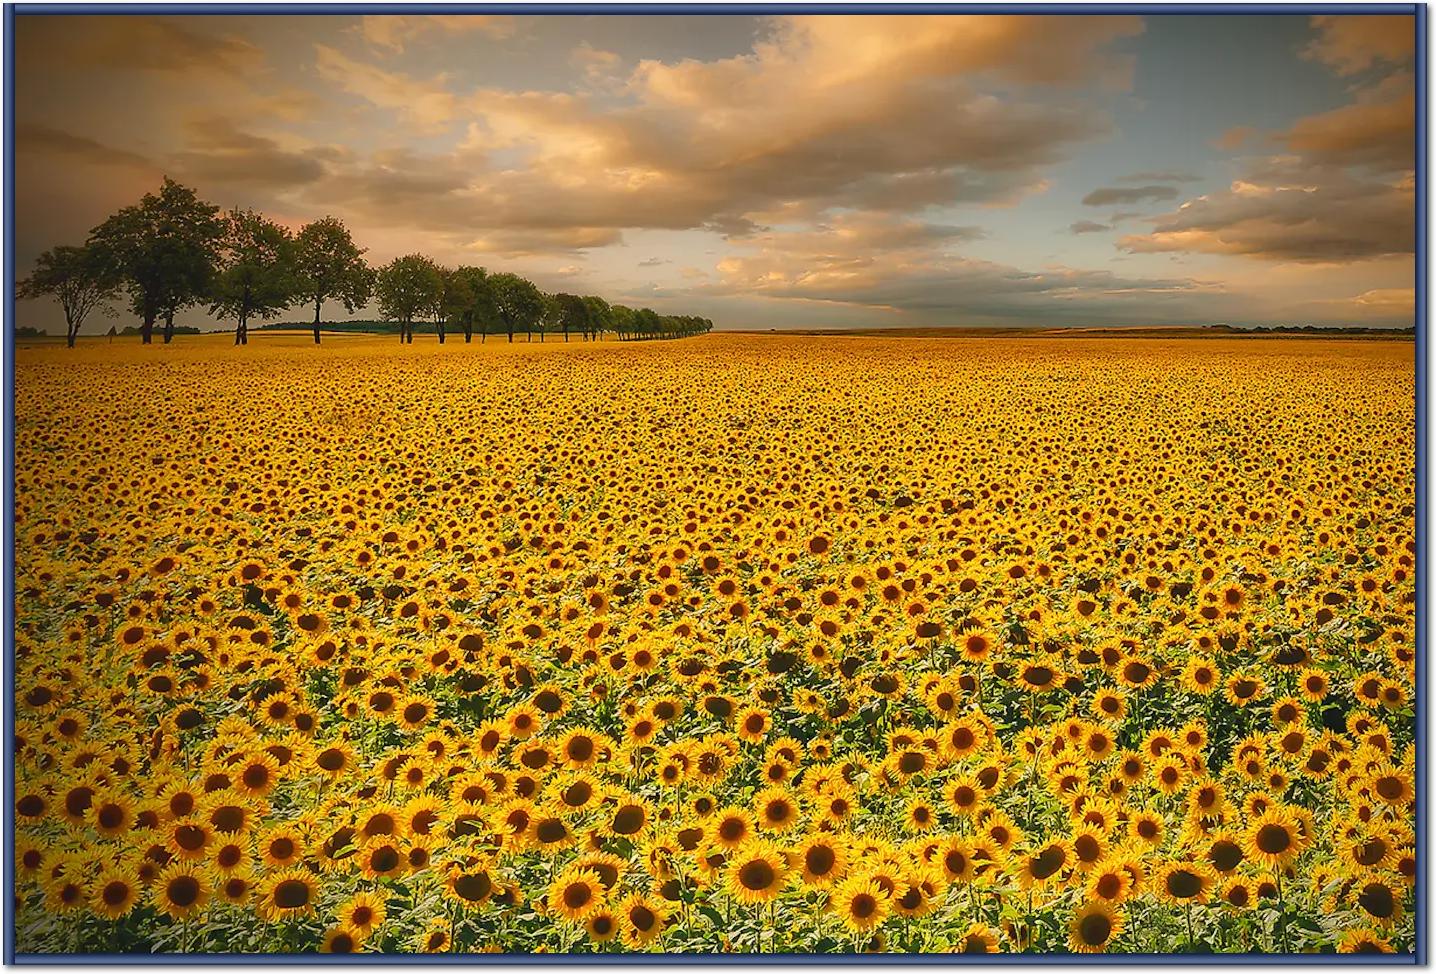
[488,272,546,341]
[87,177,225,342]
[375,255,445,342]
[15,243,119,346]
[441,266,498,341]
[210,209,298,344]
[294,217,373,342]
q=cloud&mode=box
[462,227,625,259]
[307,15,1140,243]
[1304,14,1414,76]
[1348,287,1414,314]
[1081,184,1178,206]
[19,16,263,76]
[1122,22,1414,267]
[15,123,154,171]
[1120,170,1199,183]
[1118,161,1413,263]
[1069,220,1110,234]
[314,44,459,132]
[1215,126,1257,150]
[699,210,1226,324]
[1278,79,1414,171]
[571,42,623,83]
[172,117,326,188]
[360,15,516,54]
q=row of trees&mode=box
[17,178,715,347]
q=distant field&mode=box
[13,334,1415,955]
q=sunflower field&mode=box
[12,333,1415,955]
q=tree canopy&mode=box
[16,244,119,347]
[22,177,716,346]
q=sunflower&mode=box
[584,908,620,944]
[953,923,1000,953]
[1243,807,1303,869]
[90,868,140,920]
[1017,839,1071,890]
[1068,900,1124,953]
[618,892,668,948]
[708,807,754,850]
[415,917,451,953]
[260,825,306,869]
[1338,928,1396,953]
[1015,657,1064,693]
[1224,673,1265,707]
[152,863,209,921]
[942,773,985,817]
[1350,874,1404,927]
[725,841,788,904]
[1152,860,1214,905]
[830,875,890,933]
[549,868,606,921]
[91,791,134,838]
[1085,861,1132,903]
[1127,810,1164,847]
[447,864,496,907]
[1368,766,1415,807]
[318,927,360,954]
[753,787,801,833]
[1202,832,1246,875]
[794,834,848,887]
[337,890,387,940]
[255,867,319,921]
[215,869,255,906]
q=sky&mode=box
[12,12,1418,332]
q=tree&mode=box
[581,295,611,341]
[294,217,373,345]
[210,209,297,346]
[552,293,591,343]
[375,255,444,343]
[488,273,544,344]
[635,307,662,341]
[442,266,497,343]
[16,244,119,347]
[88,177,224,344]
[610,304,637,341]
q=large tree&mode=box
[580,295,611,341]
[551,293,591,343]
[88,177,224,344]
[210,209,297,346]
[16,244,119,347]
[375,254,444,343]
[294,217,373,345]
[609,304,637,341]
[442,265,498,343]
[488,273,545,344]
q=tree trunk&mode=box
[313,299,322,345]
[66,315,78,348]
[463,319,473,343]
[235,311,248,345]
[437,319,446,344]
[507,326,514,343]
[163,311,175,344]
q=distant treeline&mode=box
[1207,324,1416,335]
[16,177,715,347]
